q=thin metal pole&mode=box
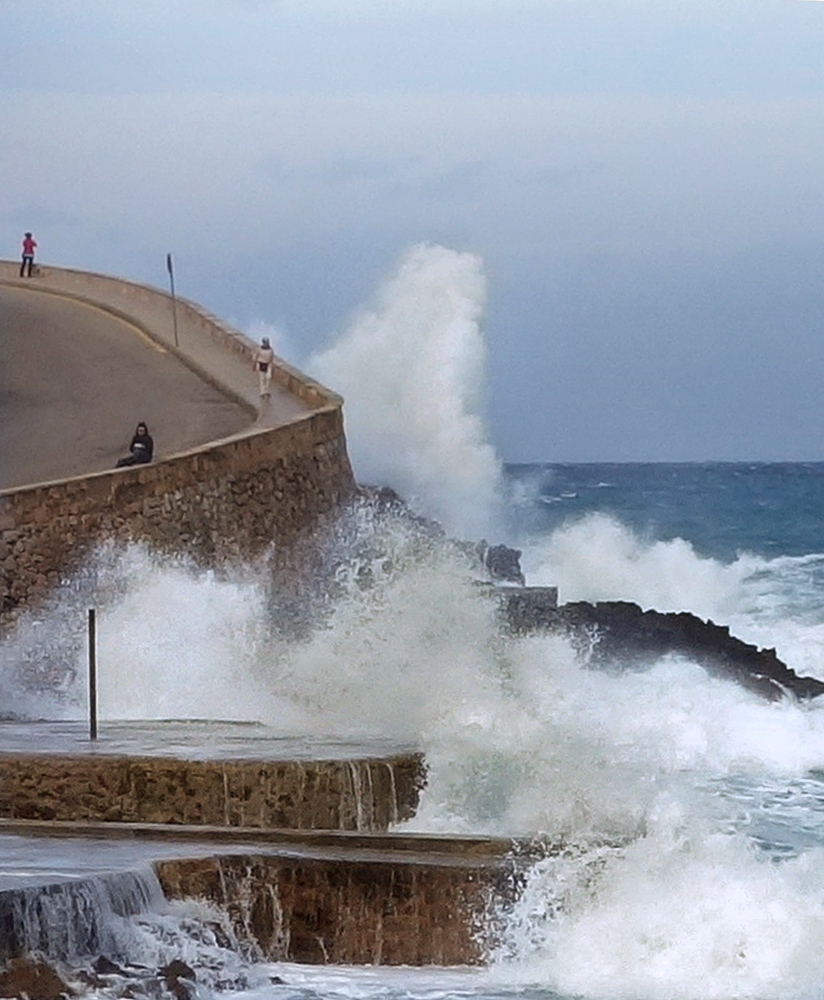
[88,608,98,741]
[166,252,179,348]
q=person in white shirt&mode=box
[253,337,275,397]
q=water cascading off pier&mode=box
[0,720,529,982]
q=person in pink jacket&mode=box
[20,232,37,277]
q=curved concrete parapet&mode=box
[0,262,355,622]
[0,260,336,412]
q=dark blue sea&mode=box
[505,461,824,561]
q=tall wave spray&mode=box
[309,244,502,540]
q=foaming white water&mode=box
[518,512,824,681]
[414,638,824,838]
[10,543,824,836]
[522,513,764,622]
[8,535,824,997]
[495,815,824,1000]
[95,560,277,724]
[237,963,490,1000]
[309,244,502,539]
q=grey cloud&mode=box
[257,155,421,184]
[2,206,83,231]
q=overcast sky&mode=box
[2,0,824,462]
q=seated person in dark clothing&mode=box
[116,422,154,467]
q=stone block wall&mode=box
[154,852,513,965]
[0,408,354,620]
[0,753,426,830]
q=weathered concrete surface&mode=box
[154,852,515,966]
[0,818,513,857]
[0,284,251,490]
[0,260,329,415]
[0,405,354,621]
[0,834,523,967]
[0,753,425,831]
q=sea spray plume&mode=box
[522,513,762,621]
[308,243,503,540]
[492,808,824,1000]
[0,540,144,719]
[0,542,275,723]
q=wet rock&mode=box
[476,542,525,586]
[206,922,234,950]
[0,957,75,1000]
[159,960,196,1000]
[92,956,126,976]
[501,595,824,702]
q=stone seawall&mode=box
[154,852,513,966]
[0,263,356,623]
[0,753,425,830]
[1,407,353,619]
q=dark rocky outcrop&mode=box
[499,592,824,702]
[475,541,525,586]
[159,960,197,1000]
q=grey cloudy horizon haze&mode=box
[2,0,823,462]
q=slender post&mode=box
[166,252,179,348]
[88,608,98,741]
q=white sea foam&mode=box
[495,815,824,1000]
[521,512,764,622]
[8,538,824,833]
[7,530,824,999]
[308,243,503,540]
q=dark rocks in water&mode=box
[500,592,824,702]
[91,956,124,976]
[159,960,197,1000]
[0,957,75,1000]
[475,541,526,586]
[268,484,527,640]
[496,586,558,628]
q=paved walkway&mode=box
[0,277,308,490]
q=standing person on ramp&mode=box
[20,232,37,277]
[253,337,275,398]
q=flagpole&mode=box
[166,252,179,348]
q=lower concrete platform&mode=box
[0,723,532,968]
[0,823,531,966]
[0,752,424,831]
